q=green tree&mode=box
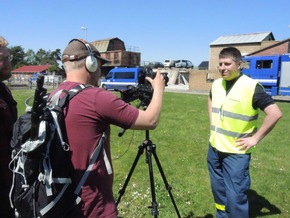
[50,49,61,67]
[25,49,37,65]
[35,49,50,65]
[9,45,26,69]
[49,49,61,73]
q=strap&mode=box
[74,132,107,195]
[40,183,70,216]
[48,84,93,151]
[58,84,92,108]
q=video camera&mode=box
[120,67,169,107]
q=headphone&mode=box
[67,39,98,73]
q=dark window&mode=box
[105,72,113,79]
[115,72,135,79]
[256,60,273,69]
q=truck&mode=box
[242,54,290,96]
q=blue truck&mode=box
[242,54,290,96]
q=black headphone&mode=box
[68,39,98,73]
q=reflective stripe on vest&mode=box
[210,75,259,154]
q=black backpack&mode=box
[9,75,107,218]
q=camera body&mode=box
[120,67,168,106]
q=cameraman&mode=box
[55,39,165,218]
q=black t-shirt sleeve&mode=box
[252,84,275,110]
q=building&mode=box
[11,65,51,80]
[209,32,277,70]
[198,61,209,70]
[245,37,290,56]
[10,65,63,86]
[91,37,141,75]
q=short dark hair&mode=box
[219,47,242,62]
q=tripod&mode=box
[116,130,181,218]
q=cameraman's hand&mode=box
[145,69,166,91]
[131,69,165,130]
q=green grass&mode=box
[12,89,290,218]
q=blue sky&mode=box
[1,0,290,66]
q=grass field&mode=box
[12,88,290,218]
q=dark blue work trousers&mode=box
[207,144,251,218]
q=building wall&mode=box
[102,50,141,67]
[249,41,290,56]
[188,69,220,92]
[108,39,125,51]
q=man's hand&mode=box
[235,137,259,152]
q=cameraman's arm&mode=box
[131,70,165,130]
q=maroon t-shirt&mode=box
[53,82,139,218]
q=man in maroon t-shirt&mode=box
[0,36,17,218]
[58,39,166,218]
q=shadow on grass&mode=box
[249,189,281,217]
[182,189,281,218]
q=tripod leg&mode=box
[151,144,181,218]
[145,141,159,217]
[116,143,145,206]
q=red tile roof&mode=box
[12,65,51,73]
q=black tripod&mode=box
[116,129,181,218]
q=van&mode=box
[163,59,175,68]
[100,67,143,91]
[175,60,193,68]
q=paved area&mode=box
[165,84,290,102]
[272,95,290,103]
[165,84,208,95]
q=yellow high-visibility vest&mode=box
[210,75,259,154]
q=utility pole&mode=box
[80,27,88,40]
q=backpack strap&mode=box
[48,84,93,150]
[51,84,93,109]
[74,131,107,196]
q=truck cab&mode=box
[242,55,281,95]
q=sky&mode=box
[1,0,290,67]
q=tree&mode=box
[9,46,26,69]
[35,49,50,65]
[50,49,61,65]
[25,49,37,65]
[9,46,62,74]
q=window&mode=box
[115,72,135,79]
[242,61,250,69]
[256,60,273,69]
[105,72,112,79]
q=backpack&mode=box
[9,75,108,218]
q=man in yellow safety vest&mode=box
[207,47,282,218]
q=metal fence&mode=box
[6,75,64,89]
